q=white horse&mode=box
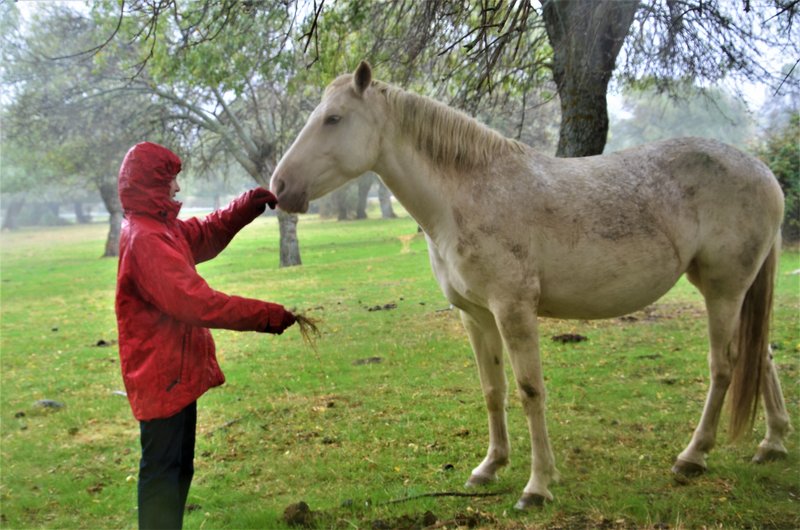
[270,61,790,509]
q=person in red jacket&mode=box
[115,142,295,529]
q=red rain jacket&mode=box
[115,142,288,421]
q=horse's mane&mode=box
[377,81,525,172]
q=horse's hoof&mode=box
[752,447,788,464]
[514,493,547,510]
[465,473,494,488]
[671,459,706,477]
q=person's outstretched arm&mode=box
[127,229,294,334]
[180,187,277,264]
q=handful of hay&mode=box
[295,314,321,351]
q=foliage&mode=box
[309,0,558,148]
[1,216,798,529]
[757,112,800,242]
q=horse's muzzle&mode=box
[271,177,309,214]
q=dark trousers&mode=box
[138,402,197,530]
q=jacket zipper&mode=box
[166,331,188,392]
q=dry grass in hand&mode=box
[295,314,321,351]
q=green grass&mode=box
[1,213,798,529]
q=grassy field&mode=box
[1,212,798,529]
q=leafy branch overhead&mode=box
[85,0,798,157]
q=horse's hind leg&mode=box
[674,294,743,475]
[753,349,791,463]
[460,308,510,486]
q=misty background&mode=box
[1,0,798,261]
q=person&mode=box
[115,142,296,529]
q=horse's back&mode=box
[527,137,783,245]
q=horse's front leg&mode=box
[460,308,510,487]
[492,300,559,509]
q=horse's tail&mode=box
[728,239,779,440]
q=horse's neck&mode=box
[374,142,452,240]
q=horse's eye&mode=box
[324,115,341,125]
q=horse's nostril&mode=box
[274,178,286,196]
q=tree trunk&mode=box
[74,202,92,224]
[1,198,25,231]
[356,173,375,219]
[333,187,349,220]
[542,0,637,157]
[277,210,302,267]
[377,181,397,219]
[253,155,302,268]
[98,180,122,257]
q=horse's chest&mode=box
[425,234,501,309]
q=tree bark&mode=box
[542,0,637,157]
[98,180,122,257]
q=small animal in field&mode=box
[270,61,790,509]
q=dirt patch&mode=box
[552,333,588,343]
[371,510,437,530]
[353,357,383,366]
[371,509,494,529]
[367,303,398,312]
[283,501,315,527]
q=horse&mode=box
[270,61,790,509]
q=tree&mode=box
[1,3,171,255]
[302,0,798,157]
[88,0,321,266]
[44,1,799,160]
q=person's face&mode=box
[169,178,180,201]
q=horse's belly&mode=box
[538,252,684,319]
[539,281,677,319]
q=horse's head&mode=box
[270,61,382,213]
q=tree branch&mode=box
[211,86,260,160]
[45,0,126,61]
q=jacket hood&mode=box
[118,142,182,219]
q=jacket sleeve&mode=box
[179,189,265,264]
[129,231,282,331]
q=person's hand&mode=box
[250,187,278,213]
[264,303,296,335]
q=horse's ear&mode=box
[353,61,372,97]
